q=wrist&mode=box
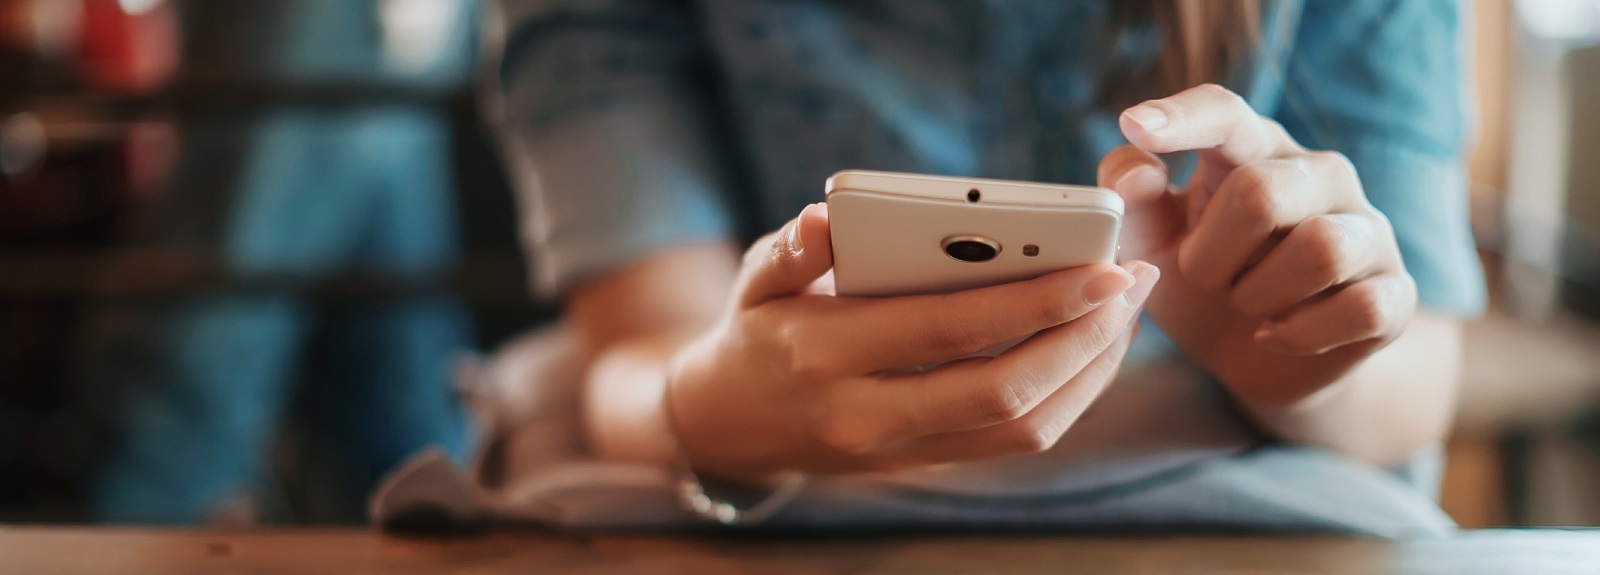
[661,335,794,486]
[581,333,693,465]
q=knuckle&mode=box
[749,307,792,347]
[1201,83,1253,119]
[1230,288,1273,320]
[1310,150,1364,196]
[1001,421,1061,455]
[1018,269,1111,325]
[775,320,832,381]
[971,379,1032,424]
[1177,242,1227,291]
[922,308,986,356]
[1310,150,1358,179]
[1398,273,1420,305]
[1258,116,1289,137]
[1030,282,1083,326]
[1197,83,1244,106]
[1084,308,1126,350]
[1343,284,1390,337]
[810,414,878,455]
[1296,219,1349,283]
[788,350,834,383]
[1226,166,1281,222]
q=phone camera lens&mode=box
[967,189,981,203]
[942,236,1000,263]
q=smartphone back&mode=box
[828,174,1122,297]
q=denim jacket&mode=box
[496,0,1483,317]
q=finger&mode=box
[1255,274,1417,356]
[1177,154,1359,290]
[875,318,1136,466]
[1119,83,1302,168]
[1230,214,1388,320]
[839,263,1158,446]
[815,261,1139,374]
[1096,145,1170,207]
[738,203,833,307]
[1097,145,1184,260]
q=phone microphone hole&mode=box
[967,189,981,203]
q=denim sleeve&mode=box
[492,0,735,297]
[1273,0,1487,317]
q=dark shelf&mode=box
[0,248,535,306]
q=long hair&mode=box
[1106,0,1262,104]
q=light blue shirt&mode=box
[497,0,1483,319]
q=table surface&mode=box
[2,527,1596,574]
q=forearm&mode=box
[566,243,739,464]
[1238,311,1463,466]
[583,332,695,465]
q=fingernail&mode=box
[790,205,815,250]
[1124,105,1168,132]
[1083,269,1136,306]
[1123,263,1160,307]
[1114,165,1164,194]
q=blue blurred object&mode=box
[80,0,480,524]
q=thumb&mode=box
[738,203,833,307]
[1097,145,1184,262]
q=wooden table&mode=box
[2,528,1596,574]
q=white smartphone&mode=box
[826,170,1124,297]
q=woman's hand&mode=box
[665,204,1158,482]
[1099,84,1417,407]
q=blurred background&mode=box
[0,0,550,524]
[0,0,1596,527]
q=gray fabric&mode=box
[372,325,1455,538]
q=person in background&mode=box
[492,0,1483,534]
[81,0,479,523]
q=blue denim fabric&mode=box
[85,109,474,524]
[766,446,1452,538]
[498,0,1485,316]
[83,0,479,524]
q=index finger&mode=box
[816,262,1140,374]
[1119,83,1302,168]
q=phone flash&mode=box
[1023,245,1040,257]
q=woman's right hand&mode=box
[666,203,1159,482]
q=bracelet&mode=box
[661,366,806,526]
[671,459,806,526]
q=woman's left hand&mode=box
[1099,84,1417,406]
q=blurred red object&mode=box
[76,0,179,92]
[0,0,180,90]
[0,0,181,241]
